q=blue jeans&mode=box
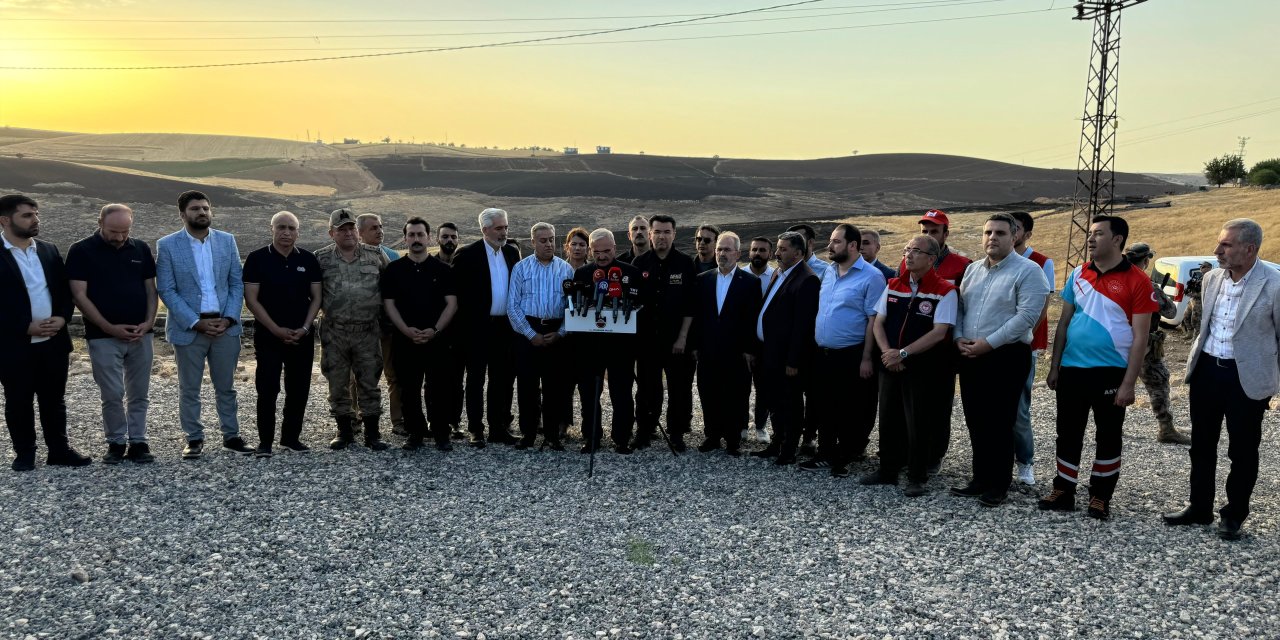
[1013,351,1037,465]
[174,333,241,442]
[87,335,154,444]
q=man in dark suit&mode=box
[691,231,760,456]
[451,207,521,447]
[0,194,91,471]
[751,231,820,465]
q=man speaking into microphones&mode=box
[572,228,647,454]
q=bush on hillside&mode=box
[1249,169,1280,186]
[1204,154,1246,186]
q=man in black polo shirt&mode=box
[66,203,159,465]
[632,214,697,451]
[242,211,322,456]
[383,217,458,451]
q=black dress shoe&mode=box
[103,443,127,465]
[254,444,273,459]
[751,445,781,459]
[774,454,796,466]
[670,437,688,453]
[978,491,1007,508]
[125,442,155,463]
[726,447,742,457]
[487,431,516,446]
[697,439,720,453]
[402,438,424,451]
[48,448,92,467]
[223,437,254,454]
[11,454,36,472]
[366,438,389,452]
[1217,517,1244,540]
[279,440,310,453]
[1162,506,1213,526]
[546,440,566,452]
[182,440,204,459]
[515,436,536,450]
[580,444,598,454]
[615,445,633,455]
[631,436,653,450]
[950,481,983,498]
[468,435,487,449]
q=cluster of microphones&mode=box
[562,267,641,323]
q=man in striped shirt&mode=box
[507,222,575,450]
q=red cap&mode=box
[917,209,949,226]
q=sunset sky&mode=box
[1,0,1277,172]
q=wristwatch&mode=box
[899,348,910,361]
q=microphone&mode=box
[607,267,624,322]
[562,279,577,313]
[594,280,609,316]
[590,269,606,316]
[621,275,634,323]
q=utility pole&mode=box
[1236,136,1250,163]
[1064,0,1152,280]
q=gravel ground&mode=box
[2,347,1279,639]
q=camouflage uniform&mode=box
[1131,245,1191,445]
[317,241,389,420]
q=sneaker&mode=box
[1016,463,1036,486]
[1086,496,1111,520]
[103,443,128,465]
[798,459,831,473]
[182,440,204,460]
[754,428,771,445]
[830,465,851,479]
[1038,488,1076,511]
[48,448,93,467]
[124,442,155,463]
[950,481,983,498]
[254,444,273,459]
[902,480,928,497]
[223,437,254,454]
[279,440,310,452]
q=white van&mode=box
[1151,256,1280,328]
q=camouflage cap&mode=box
[329,208,357,229]
[1124,242,1154,260]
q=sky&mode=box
[1,0,1277,172]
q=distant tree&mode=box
[273,179,285,188]
[1248,158,1280,185]
[1249,169,1280,186]
[382,137,391,144]
[14,153,23,159]
[1204,154,1246,187]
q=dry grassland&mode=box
[0,133,340,162]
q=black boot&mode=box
[329,416,355,450]
[363,415,388,451]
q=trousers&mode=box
[1052,366,1126,500]
[174,333,241,442]
[87,335,153,445]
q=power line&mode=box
[0,0,1004,23]
[5,0,1012,41]
[0,4,1064,70]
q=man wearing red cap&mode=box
[899,209,972,472]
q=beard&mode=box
[750,256,767,269]
[187,217,211,230]
[440,241,457,255]
[831,249,849,263]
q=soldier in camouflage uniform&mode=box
[1180,261,1211,340]
[316,208,391,451]
[1126,243,1192,445]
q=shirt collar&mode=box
[184,228,210,244]
[716,267,735,278]
[1229,259,1258,285]
[1086,258,1132,276]
[269,243,297,257]
[1,231,33,252]
[484,239,503,254]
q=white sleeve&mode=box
[933,290,958,326]
[1043,258,1056,294]
[874,286,889,317]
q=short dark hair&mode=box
[177,190,210,211]
[438,222,458,234]
[1092,214,1129,247]
[778,231,806,253]
[1010,211,1034,234]
[986,213,1017,233]
[833,223,861,246]
[648,213,676,228]
[696,223,720,237]
[786,224,816,241]
[0,194,38,217]
[403,217,430,236]
[750,235,773,249]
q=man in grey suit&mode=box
[1164,218,1280,540]
[156,190,253,459]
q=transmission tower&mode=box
[1236,136,1250,162]
[1064,0,1152,278]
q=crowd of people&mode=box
[1,190,1276,540]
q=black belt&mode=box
[198,312,221,320]
[525,316,563,331]
[1203,353,1236,368]
[817,344,861,357]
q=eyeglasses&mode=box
[902,248,936,257]
[694,237,714,243]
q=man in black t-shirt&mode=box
[382,217,458,450]
[242,211,323,456]
[66,203,159,465]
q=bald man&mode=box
[243,211,323,456]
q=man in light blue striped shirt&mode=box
[507,222,575,450]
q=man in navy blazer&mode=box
[751,231,821,466]
[156,190,252,459]
[691,231,761,455]
[0,194,92,471]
